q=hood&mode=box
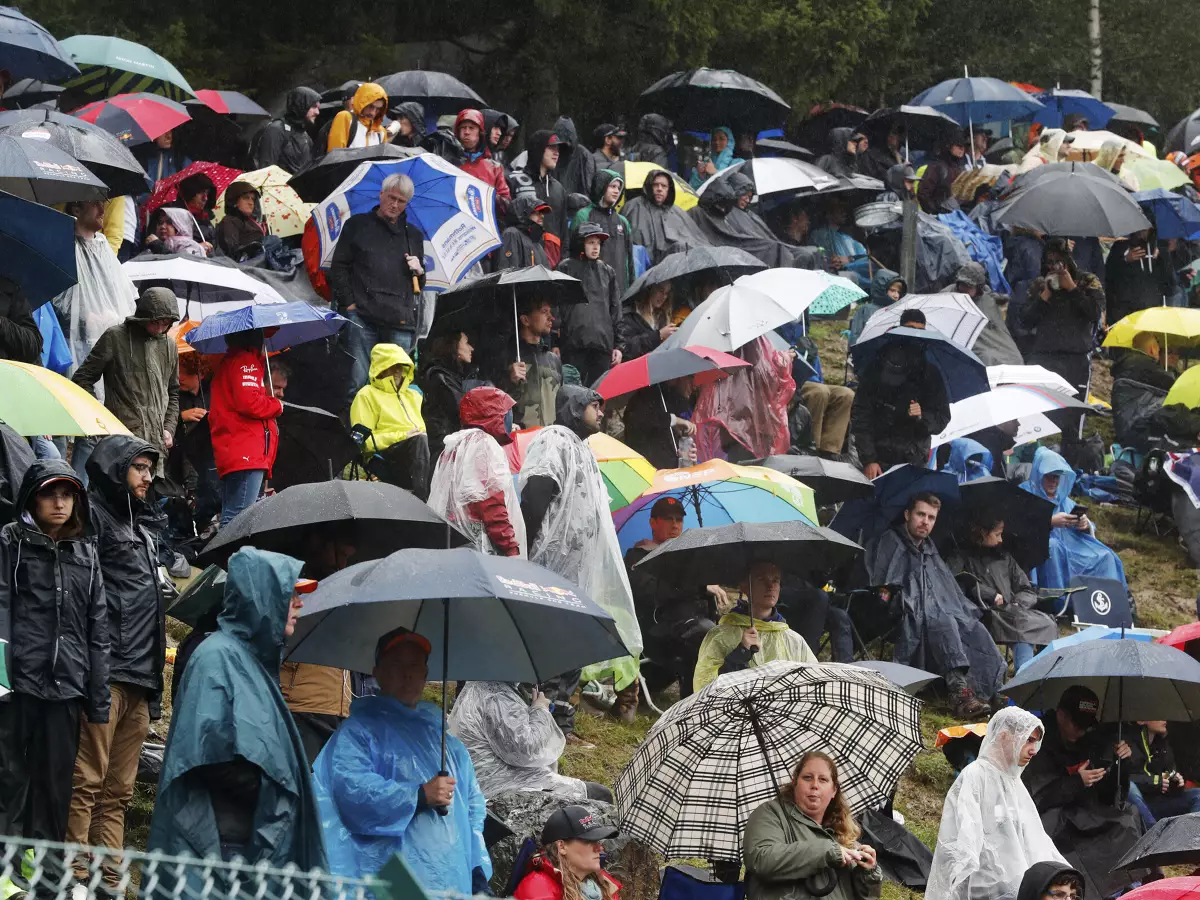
[223,180,260,216]
[285,86,320,123]
[641,166,676,208]
[367,342,415,393]
[886,162,916,195]
[128,286,180,324]
[525,129,560,174]
[945,438,993,484]
[1017,862,1083,900]
[392,100,426,141]
[1022,446,1076,514]
[85,435,158,510]
[16,459,88,538]
[455,108,485,135]
[978,706,1044,779]
[699,176,737,213]
[460,385,515,443]
[555,383,602,434]
[726,171,754,199]
[350,82,387,119]
[828,126,856,157]
[955,261,988,289]
[159,206,199,240]
[589,168,625,205]
[553,115,579,149]
[218,547,304,669]
[637,113,671,149]
[510,190,549,224]
[868,268,905,304]
[176,173,217,215]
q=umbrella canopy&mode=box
[0,189,76,308]
[187,89,268,119]
[851,326,989,404]
[1120,878,1200,900]
[851,660,938,694]
[314,155,501,291]
[696,156,838,198]
[166,563,224,627]
[1105,307,1200,350]
[993,161,1150,237]
[988,364,1078,394]
[74,92,190,146]
[285,547,627,681]
[748,455,874,505]
[857,292,987,349]
[184,300,346,354]
[620,246,767,302]
[586,433,656,512]
[955,475,1054,572]
[615,161,699,211]
[1133,188,1200,241]
[614,661,924,863]
[2,78,63,108]
[1061,129,1154,163]
[592,345,748,401]
[0,133,108,203]
[739,266,865,316]
[931,383,1093,448]
[374,70,484,117]
[0,7,78,83]
[1032,88,1115,129]
[1000,638,1200,721]
[0,359,131,436]
[997,160,1123,199]
[1166,367,1200,409]
[60,35,194,101]
[754,137,813,159]
[638,67,791,133]
[1159,621,1200,656]
[861,105,960,153]
[287,144,421,203]
[272,402,360,493]
[1024,625,1157,670]
[1126,158,1190,193]
[123,254,287,321]
[144,160,243,216]
[909,75,1044,125]
[792,103,870,151]
[431,265,586,340]
[0,108,149,195]
[830,464,960,546]
[197,479,470,567]
[1167,109,1200,155]
[213,165,312,238]
[1108,103,1159,131]
[1115,817,1200,872]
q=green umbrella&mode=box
[60,35,194,102]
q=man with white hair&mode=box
[329,172,427,408]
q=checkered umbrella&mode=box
[614,661,923,862]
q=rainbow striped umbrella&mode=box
[0,360,131,436]
[587,433,657,512]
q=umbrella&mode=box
[853,660,939,694]
[931,383,1093,448]
[638,68,791,133]
[1166,367,1200,409]
[1159,621,1200,655]
[0,133,108,203]
[213,165,312,238]
[60,35,194,102]
[1032,88,1115,129]
[1105,307,1200,351]
[431,266,586,350]
[754,138,814,159]
[613,459,819,553]
[620,246,767,302]
[614,660,924,863]
[592,345,748,401]
[1120,878,1200,900]
[0,8,78,83]
[287,144,421,204]
[696,156,838,198]
[829,464,960,546]
[1134,188,1200,241]
[0,108,149,195]
[1115,817,1200,871]
[792,103,870,151]
[997,160,1124,200]
[851,326,990,404]
[1167,109,1200,155]
[196,479,470,567]
[954,476,1054,573]
[166,564,225,627]
[615,161,698,211]
[910,75,1044,126]
[1126,158,1190,193]
[988,364,1078,394]
[2,78,63,108]
[992,162,1151,238]
[1108,103,1159,131]
[186,90,268,119]
[374,71,484,118]
[313,155,502,291]
[272,402,360,492]
[144,160,243,216]
[586,433,656,512]
[74,92,190,146]
[857,293,988,349]
[122,255,287,321]
[748,455,874,505]
[860,105,960,155]
[0,359,131,436]
[1024,625,1157,670]
[0,189,77,308]
[1000,638,1200,722]
[184,300,346,354]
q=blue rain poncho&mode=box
[944,438,994,484]
[312,695,491,893]
[1020,446,1127,590]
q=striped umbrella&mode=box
[0,360,131,436]
[586,433,657,512]
[60,35,194,102]
[74,92,190,145]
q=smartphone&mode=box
[1072,505,1089,517]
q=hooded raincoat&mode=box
[1019,447,1127,590]
[522,129,569,246]
[623,167,710,265]
[52,233,138,376]
[694,335,795,461]
[312,694,490,891]
[456,109,511,208]
[693,606,817,692]
[252,87,320,173]
[326,82,389,151]
[148,548,326,871]
[942,438,994,484]
[1016,863,1084,900]
[216,181,269,260]
[926,708,1066,900]
[849,269,906,344]
[689,178,800,269]
[500,193,552,271]
[689,126,736,188]
[626,114,672,168]
[553,116,597,199]
[392,101,427,149]
[557,233,620,355]
[349,343,425,456]
[572,169,635,291]
[816,127,860,178]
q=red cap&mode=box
[294,578,319,594]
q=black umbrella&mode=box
[754,138,813,159]
[196,480,470,567]
[852,660,939,694]
[993,161,1150,237]
[1166,109,1200,155]
[955,476,1054,572]
[271,403,360,492]
[749,455,874,505]
[1114,813,1200,871]
[0,132,108,203]
[0,7,78,83]
[861,105,960,154]
[620,246,767,303]
[288,144,421,203]
[792,103,870,153]
[375,71,483,118]
[639,68,790,133]
[1107,102,1159,131]
[830,464,960,547]
[2,78,63,109]
[0,109,149,195]
[166,563,225,626]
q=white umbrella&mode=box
[857,292,987,349]
[931,383,1091,448]
[987,364,1078,395]
[123,255,287,321]
[1014,412,1060,446]
[696,157,839,197]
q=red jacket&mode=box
[459,153,511,205]
[209,346,284,476]
[514,856,621,900]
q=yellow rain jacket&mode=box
[326,82,390,151]
[693,609,817,692]
[350,343,425,456]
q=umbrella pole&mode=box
[263,339,274,394]
[660,386,679,456]
[437,597,451,817]
[513,285,520,363]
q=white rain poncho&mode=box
[447,681,586,800]
[926,706,1067,900]
[428,429,527,557]
[52,234,138,379]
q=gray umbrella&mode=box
[750,455,875,505]
[1114,813,1200,870]
[852,660,939,695]
[620,246,767,303]
[0,132,108,203]
[992,161,1150,238]
[0,108,150,196]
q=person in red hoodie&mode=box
[455,109,511,215]
[208,328,284,525]
[514,806,622,900]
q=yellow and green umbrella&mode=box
[1103,306,1200,350]
[1165,366,1200,408]
[1125,157,1190,192]
[586,433,657,512]
[214,165,314,238]
[60,35,195,102]
[0,360,131,436]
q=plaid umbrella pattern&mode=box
[614,661,923,862]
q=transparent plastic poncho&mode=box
[428,428,527,557]
[52,234,138,378]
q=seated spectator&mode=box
[448,682,612,801]
[216,181,269,260]
[942,438,995,484]
[623,169,708,265]
[1111,332,1176,392]
[144,207,210,258]
[955,262,1023,367]
[513,806,622,900]
[783,333,853,458]
[689,125,737,188]
[417,330,480,462]
[693,561,817,693]
[616,282,675,363]
[350,343,430,500]
[946,516,1058,673]
[494,297,562,428]
[623,377,697,469]
[849,269,907,345]
[1019,447,1127,591]
[855,493,1006,718]
[1016,864,1085,900]
[1022,686,1143,900]
[1126,720,1200,826]
[500,193,552,270]
[810,196,871,286]
[166,172,220,248]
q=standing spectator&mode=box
[251,87,321,173]
[513,807,622,900]
[455,109,511,212]
[391,101,426,149]
[0,462,109,844]
[418,330,480,462]
[592,123,626,167]
[623,377,696,469]
[626,114,672,167]
[208,329,283,525]
[216,181,269,260]
[325,82,390,152]
[573,170,635,292]
[557,223,622,386]
[955,262,1023,366]
[617,282,675,362]
[494,297,562,428]
[350,343,431,500]
[521,129,568,251]
[0,275,41,363]
[553,116,597,199]
[67,436,165,890]
[1105,229,1172,325]
[328,173,426,405]
[500,194,552,270]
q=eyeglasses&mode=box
[1046,890,1078,900]
[130,462,153,475]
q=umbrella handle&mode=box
[435,768,450,817]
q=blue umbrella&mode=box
[909,76,1044,125]
[185,301,347,354]
[0,189,76,308]
[1032,88,1115,129]
[851,325,990,403]
[1134,188,1200,241]
[0,7,79,84]
[1019,625,1155,672]
[829,464,960,546]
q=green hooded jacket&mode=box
[571,168,635,291]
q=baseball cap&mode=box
[649,496,685,519]
[540,806,620,844]
[294,578,319,594]
[375,626,433,662]
[532,201,552,214]
[1058,685,1100,729]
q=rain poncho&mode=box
[689,125,736,188]
[693,609,817,692]
[312,695,490,891]
[1020,447,1127,590]
[689,179,801,269]
[52,234,138,376]
[159,207,207,257]
[694,335,795,461]
[926,707,1066,900]
[623,166,710,265]
[809,223,871,285]
[447,681,586,799]
[429,429,527,557]
[943,438,994,484]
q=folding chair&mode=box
[1069,575,1133,630]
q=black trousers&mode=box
[291,711,343,767]
[0,695,82,841]
[370,434,431,501]
[561,348,612,389]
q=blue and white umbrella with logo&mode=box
[313,154,501,292]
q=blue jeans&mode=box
[1127,781,1200,827]
[219,469,265,526]
[1012,642,1036,672]
[70,436,96,485]
[28,436,60,460]
[344,310,415,407]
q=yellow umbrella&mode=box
[213,165,314,238]
[618,161,698,211]
[0,360,131,436]
[1103,307,1200,349]
[1124,157,1189,192]
[586,433,657,511]
[1165,366,1200,408]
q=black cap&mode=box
[1058,685,1100,729]
[649,496,685,519]
[541,806,620,844]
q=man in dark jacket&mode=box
[0,276,41,363]
[1111,332,1176,392]
[66,435,164,888]
[520,129,568,250]
[557,223,621,385]
[1105,230,1173,325]
[626,113,672,167]
[917,130,968,213]
[623,378,696,469]
[499,193,551,271]
[328,172,427,406]
[572,169,635,292]
[251,87,321,174]
[816,127,861,178]
[493,296,562,428]
[592,123,625,168]
[623,168,709,265]
[553,116,597,199]
[0,461,109,844]
[955,261,1023,366]
[391,101,426,149]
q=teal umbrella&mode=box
[60,35,194,102]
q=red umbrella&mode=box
[187,89,269,118]
[74,92,190,146]
[1158,621,1200,656]
[145,161,243,216]
[593,345,748,401]
[1123,877,1200,900]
